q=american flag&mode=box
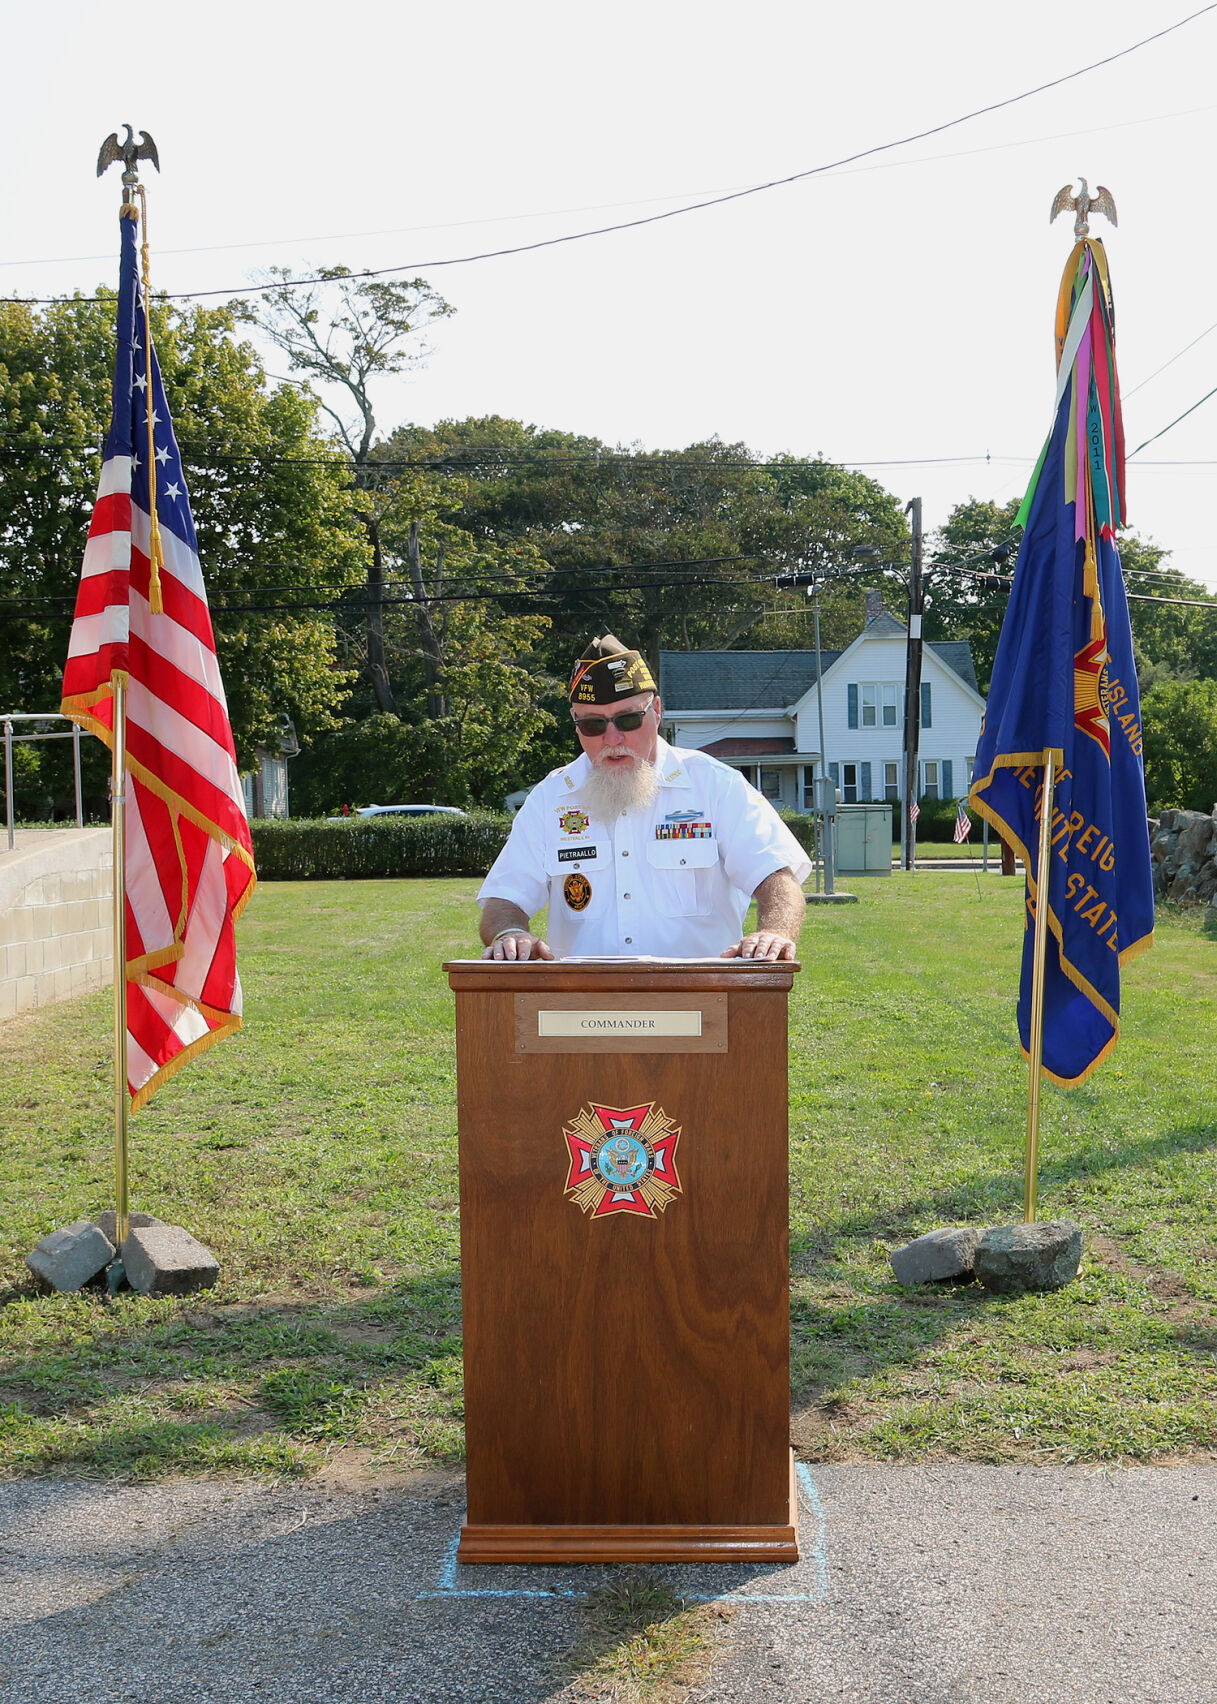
[954,802,972,843]
[61,212,255,1112]
[909,801,920,824]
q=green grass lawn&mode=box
[1,875,1214,1478]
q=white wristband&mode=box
[490,926,529,944]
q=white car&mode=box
[327,804,468,822]
[356,804,467,819]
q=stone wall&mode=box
[1150,807,1217,913]
[0,829,112,1021]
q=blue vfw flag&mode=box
[969,238,1154,1085]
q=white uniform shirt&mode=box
[478,738,812,958]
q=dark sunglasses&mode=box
[571,698,655,737]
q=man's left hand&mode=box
[721,932,797,961]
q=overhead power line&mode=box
[4,6,1215,309]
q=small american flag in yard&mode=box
[954,802,972,843]
[909,802,920,824]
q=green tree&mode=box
[924,498,1023,694]
[1119,538,1217,686]
[251,266,453,713]
[387,418,908,668]
[0,290,367,780]
[1141,677,1217,812]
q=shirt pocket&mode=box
[646,838,719,916]
[546,842,608,918]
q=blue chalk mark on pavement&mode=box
[416,1461,829,1605]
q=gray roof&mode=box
[659,633,979,711]
[659,650,840,712]
[928,642,978,693]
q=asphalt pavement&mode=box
[0,1462,1213,1704]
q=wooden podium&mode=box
[444,957,799,1564]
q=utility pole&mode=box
[810,582,835,895]
[902,497,924,872]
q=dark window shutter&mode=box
[860,761,872,800]
[942,759,953,798]
[829,761,840,786]
[921,680,932,728]
[847,683,859,728]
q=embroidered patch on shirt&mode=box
[557,808,590,836]
[563,872,593,911]
[558,845,597,863]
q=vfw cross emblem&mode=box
[563,1102,683,1220]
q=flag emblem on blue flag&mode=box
[969,238,1153,1086]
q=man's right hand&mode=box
[481,930,554,961]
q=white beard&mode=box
[581,755,660,821]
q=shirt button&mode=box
[624,937,632,944]
[680,858,687,865]
[621,849,629,857]
[623,893,631,900]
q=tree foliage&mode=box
[387,417,910,669]
[251,267,454,714]
[1141,677,1217,813]
[0,290,367,778]
[926,498,1217,701]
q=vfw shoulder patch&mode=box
[563,1102,683,1219]
[558,807,590,836]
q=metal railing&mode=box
[3,713,85,851]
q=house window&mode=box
[841,762,859,804]
[884,761,900,802]
[922,761,940,799]
[759,766,782,801]
[855,683,901,729]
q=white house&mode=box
[658,600,985,812]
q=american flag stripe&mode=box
[60,211,254,1112]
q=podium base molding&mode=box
[457,1456,800,1565]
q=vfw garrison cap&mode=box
[568,634,658,704]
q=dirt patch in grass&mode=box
[1089,1235,1203,1312]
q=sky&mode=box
[5,0,1217,599]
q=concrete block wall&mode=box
[0,830,112,1022]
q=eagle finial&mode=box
[97,125,160,216]
[1050,177,1117,242]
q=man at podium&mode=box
[479,635,811,963]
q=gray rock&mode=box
[1179,815,1217,861]
[26,1221,115,1292]
[889,1226,982,1285]
[974,1219,1083,1293]
[95,1209,163,1246]
[122,1224,219,1296]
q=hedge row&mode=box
[249,814,512,880]
[249,796,977,882]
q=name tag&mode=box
[558,845,597,863]
[537,1009,703,1037]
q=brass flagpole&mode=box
[1023,752,1057,1222]
[111,674,130,1255]
[96,126,159,1272]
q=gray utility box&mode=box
[835,804,893,874]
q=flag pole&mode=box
[1023,751,1056,1222]
[111,674,130,1251]
[99,131,151,1265]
